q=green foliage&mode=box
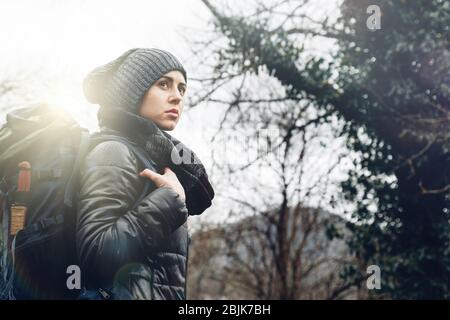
[337,0,450,299]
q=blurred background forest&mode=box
[1,0,449,299]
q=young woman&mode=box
[78,48,214,300]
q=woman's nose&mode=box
[169,88,183,103]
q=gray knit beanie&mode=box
[83,48,187,112]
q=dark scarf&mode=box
[97,106,214,216]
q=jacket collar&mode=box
[98,106,160,146]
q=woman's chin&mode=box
[157,120,177,131]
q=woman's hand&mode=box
[139,167,186,202]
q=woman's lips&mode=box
[165,110,179,118]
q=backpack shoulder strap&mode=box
[63,130,91,208]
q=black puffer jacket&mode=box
[76,129,191,300]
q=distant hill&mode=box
[187,204,366,299]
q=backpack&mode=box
[0,103,155,300]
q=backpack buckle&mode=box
[98,287,112,300]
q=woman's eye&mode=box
[179,87,186,96]
[159,81,168,88]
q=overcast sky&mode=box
[0,0,210,124]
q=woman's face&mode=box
[139,70,187,131]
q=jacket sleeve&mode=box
[76,140,188,282]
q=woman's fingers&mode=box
[163,167,176,178]
[139,167,186,202]
[139,169,163,186]
[164,167,172,174]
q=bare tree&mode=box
[0,72,41,117]
[186,75,363,298]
